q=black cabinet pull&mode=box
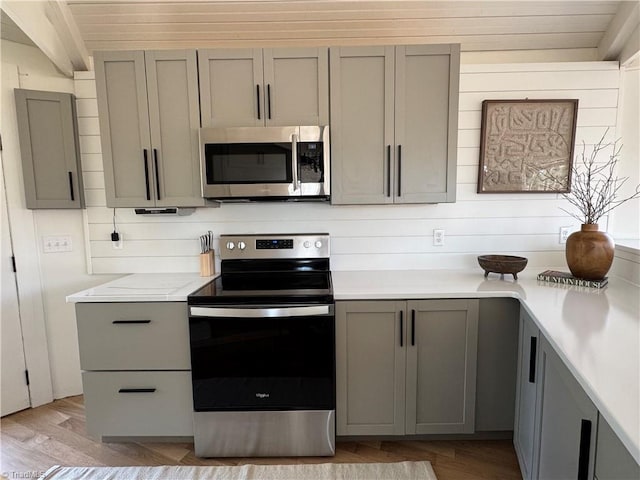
[153,148,161,200]
[68,171,75,201]
[528,337,537,383]
[411,309,416,346]
[386,145,391,197]
[112,320,151,324]
[399,310,404,347]
[118,388,156,393]
[397,144,402,197]
[267,84,272,119]
[256,84,261,119]
[143,149,151,201]
[577,419,592,480]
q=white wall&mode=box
[76,61,620,274]
[611,61,640,240]
[1,40,117,401]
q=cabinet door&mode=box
[198,48,263,127]
[595,415,640,480]
[475,298,519,432]
[514,307,540,480]
[406,299,478,434]
[263,48,329,126]
[533,337,598,480]
[145,50,204,207]
[95,51,155,207]
[336,300,406,435]
[395,44,459,204]
[330,46,395,205]
[14,89,84,209]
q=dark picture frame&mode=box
[477,99,579,193]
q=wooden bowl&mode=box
[478,255,528,280]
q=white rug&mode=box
[40,461,437,480]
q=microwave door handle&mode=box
[292,133,299,191]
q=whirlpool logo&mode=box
[255,393,270,399]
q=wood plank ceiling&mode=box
[65,0,622,53]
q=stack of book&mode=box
[537,270,608,288]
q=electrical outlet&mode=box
[43,235,72,253]
[112,233,124,249]
[433,229,445,246]
[559,226,572,244]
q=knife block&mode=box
[200,250,215,277]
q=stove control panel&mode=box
[220,234,329,260]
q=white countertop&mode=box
[66,273,215,302]
[66,268,639,464]
[333,268,640,465]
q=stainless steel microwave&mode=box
[199,126,330,201]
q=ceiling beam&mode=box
[598,0,640,62]
[1,1,90,77]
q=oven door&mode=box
[189,304,335,412]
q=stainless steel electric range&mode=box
[187,233,335,457]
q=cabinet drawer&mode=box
[76,302,190,370]
[82,371,193,438]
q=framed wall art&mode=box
[477,99,579,193]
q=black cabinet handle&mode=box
[153,148,161,200]
[256,84,261,120]
[577,419,592,480]
[400,310,404,347]
[411,309,415,346]
[397,144,402,197]
[143,149,151,201]
[267,84,272,119]
[529,337,537,383]
[386,145,391,197]
[118,388,156,393]
[68,171,75,201]
[112,320,151,324]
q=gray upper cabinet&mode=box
[330,44,460,205]
[95,50,203,208]
[336,298,478,437]
[199,47,329,127]
[14,89,84,209]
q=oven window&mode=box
[205,143,293,184]
[190,313,335,411]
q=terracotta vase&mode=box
[565,224,615,280]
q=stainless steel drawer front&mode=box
[193,410,335,457]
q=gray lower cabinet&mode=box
[95,50,203,208]
[514,306,540,480]
[198,47,329,127]
[533,336,598,480]
[475,298,519,432]
[595,415,640,480]
[75,302,193,440]
[336,299,478,436]
[14,89,84,209]
[329,44,459,205]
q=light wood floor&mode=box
[1,396,522,480]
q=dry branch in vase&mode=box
[562,130,640,225]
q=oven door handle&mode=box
[190,305,332,318]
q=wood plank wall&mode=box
[74,61,620,274]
